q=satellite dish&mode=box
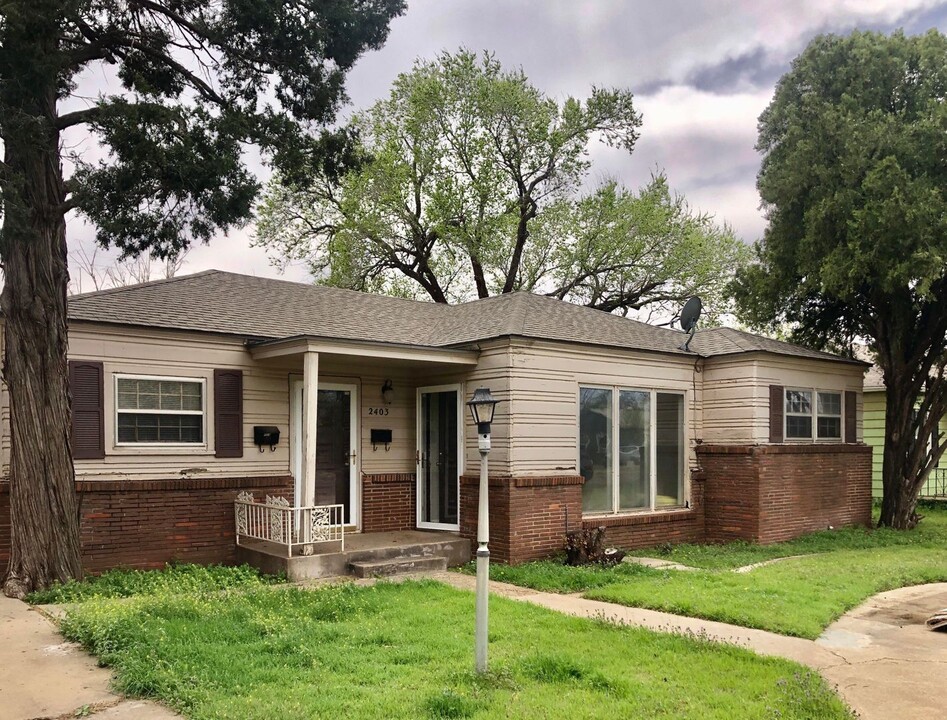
[679,296,703,352]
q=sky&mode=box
[65,0,947,290]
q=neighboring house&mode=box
[862,363,947,500]
[0,271,871,574]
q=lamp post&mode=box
[466,386,499,673]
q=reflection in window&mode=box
[656,393,685,506]
[579,388,612,513]
[619,391,650,510]
[580,386,686,514]
[116,376,204,444]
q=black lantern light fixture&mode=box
[381,379,394,405]
[467,386,499,435]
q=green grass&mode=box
[474,504,947,639]
[58,579,852,719]
[27,563,281,604]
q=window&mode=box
[116,375,205,445]
[580,386,685,514]
[784,388,841,441]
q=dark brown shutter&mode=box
[769,384,784,443]
[844,391,857,443]
[214,369,243,458]
[69,360,104,460]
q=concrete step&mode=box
[349,555,448,578]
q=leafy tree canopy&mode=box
[256,50,748,321]
[732,29,947,527]
[0,0,404,596]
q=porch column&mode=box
[302,350,319,507]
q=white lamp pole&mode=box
[467,386,499,674]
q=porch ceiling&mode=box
[247,335,479,367]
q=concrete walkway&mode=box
[432,572,947,720]
[0,594,180,720]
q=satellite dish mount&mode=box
[678,296,703,352]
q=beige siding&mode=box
[420,341,513,476]
[752,355,865,443]
[503,339,701,477]
[69,324,293,481]
[701,356,762,444]
[864,389,885,496]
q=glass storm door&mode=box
[292,382,358,526]
[417,386,461,530]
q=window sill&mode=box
[582,507,694,527]
[105,445,214,457]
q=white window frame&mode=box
[784,387,843,442]
[578,384,688,517]
[114,373,207,448]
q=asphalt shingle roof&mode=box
[66,270,862,365]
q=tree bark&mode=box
[0,13,82,597]
[878,366,926,529]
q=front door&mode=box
[291,381,358,526]
[417,385,462,530]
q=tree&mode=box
[732,29,947,529]
[0,0,405,597]
[69,244,190,294]
[255,50,747,321]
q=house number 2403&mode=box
[367,407,390,416]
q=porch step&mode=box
[349,555,448,578]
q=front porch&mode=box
[236,529,470,581]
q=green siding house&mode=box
[864,364,947,499]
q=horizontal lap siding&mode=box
[505,340,700,477]
[863,390,886,497]
[67,325,291,480]
[701,358,762,444]
[753,356,865,443]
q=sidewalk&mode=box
[432,572,947,720]
[0,594,180,720]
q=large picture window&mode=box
[785,388,842,440]
[580,386,685,514]
[116,375,205,445]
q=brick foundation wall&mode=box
[697,446,761,542]
[582,474,705,549]
[361,473,415,532]
[698,444,872,543]
[0,476,292,574]
[460,474,584,564]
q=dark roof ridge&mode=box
[69,268,220,300]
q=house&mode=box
[0,271,872,576]
[862,363,947,500]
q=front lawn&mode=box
[477,503,947,639]
[53,577,851,719]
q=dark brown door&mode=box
[315,388,352,523]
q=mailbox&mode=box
[371,428,392,451]
[253,426,280,451]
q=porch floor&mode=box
[237,530,471,581]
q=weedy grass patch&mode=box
[59,579,852,719]
[28,563,281,605]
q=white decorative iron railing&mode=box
[921,467,947,499]
[234,492,345,557]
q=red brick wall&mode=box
[361,473,415,532]
[460,474,584,564]
[582,474,705,549]
[756,444,872,543]
[0,476,292,574]
[698,446,762,542]
[698,444,872,543]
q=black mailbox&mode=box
[371,428,392,451]
[254,426,280,451]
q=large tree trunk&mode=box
[0,14,82,597]
[878,369,926,529]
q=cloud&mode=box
[60,0,947,286]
